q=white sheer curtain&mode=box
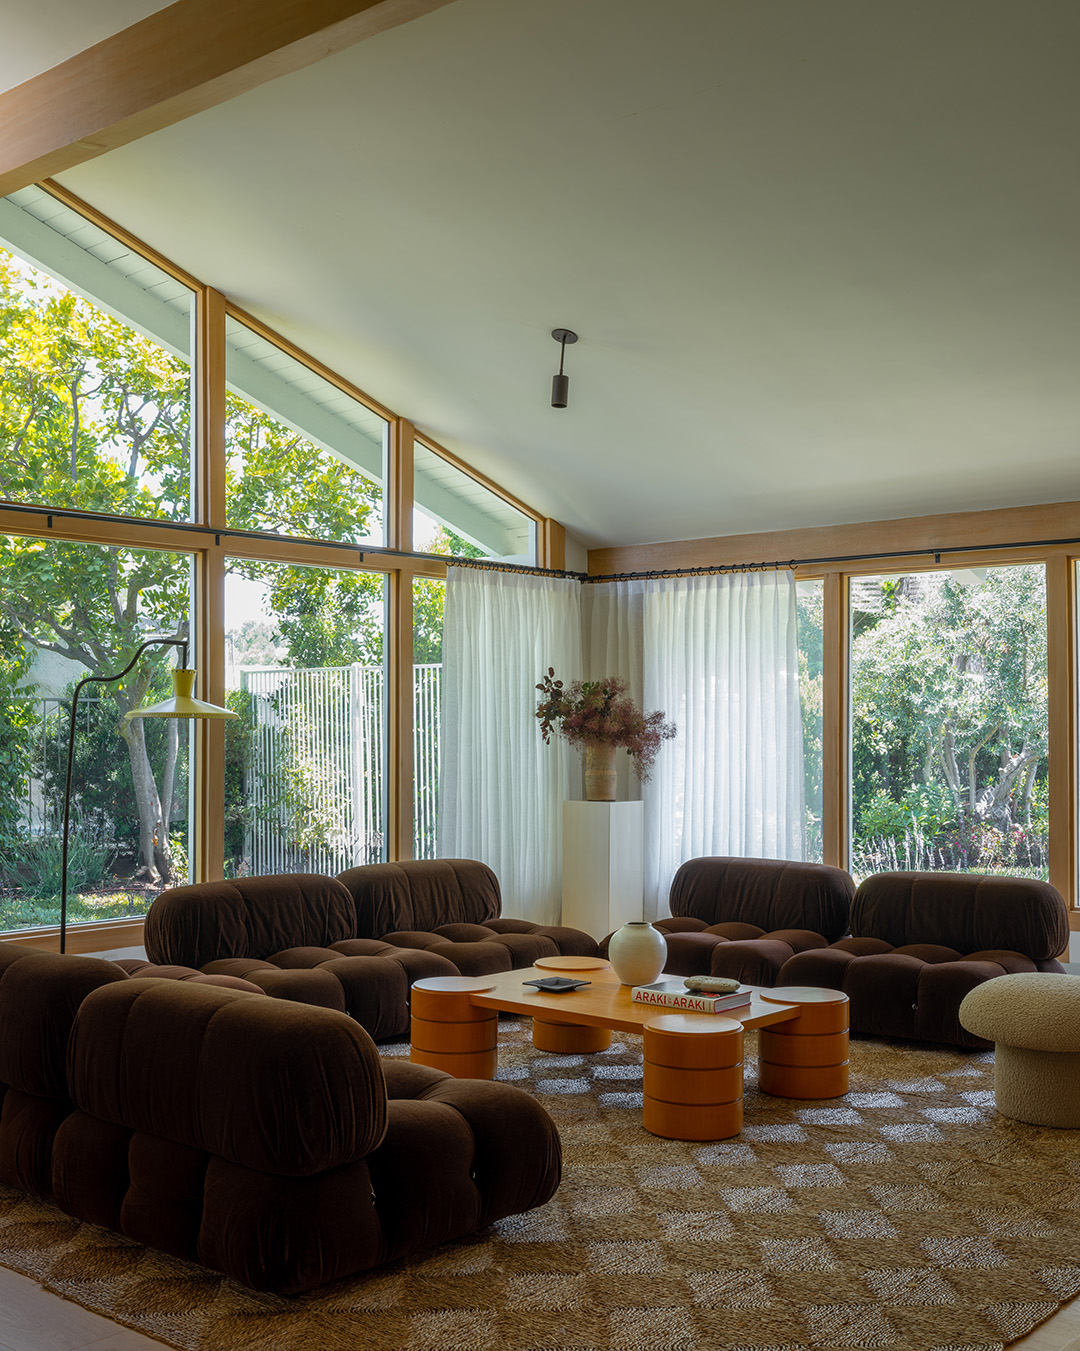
[438,567,582,924]
[589,572,805,919]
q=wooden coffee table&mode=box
[409,960,849,1141]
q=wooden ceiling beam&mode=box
[0,0,456,198]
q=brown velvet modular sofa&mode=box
[144,861,599,1041]
[778,870,1070,1049]
[336,858,601,971]
[648,856,856,985]
[0,942,560,1294]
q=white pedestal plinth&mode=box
[561,800,644,939]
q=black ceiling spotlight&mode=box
[550,328,578,408]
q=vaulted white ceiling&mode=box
[8,0,1080,548]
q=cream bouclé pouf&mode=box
[959,972,1080,1127]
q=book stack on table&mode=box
[630,980,753,1014]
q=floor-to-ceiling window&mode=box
[849,564,1048,881]
[224,561,387,878]
[0,183,546,942]
[0,185,200,933]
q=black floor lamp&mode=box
[59,636,237,953]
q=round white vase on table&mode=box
[608,921,667,986]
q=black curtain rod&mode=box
[5,500,1076,583]
[584,534,1080,584]
[0,500,585,579]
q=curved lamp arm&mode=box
[59,637,187,954]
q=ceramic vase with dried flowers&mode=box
[535,669,677,801]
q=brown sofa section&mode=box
[0,946,130,1196]
[0,945,561,1295]
[646,857,855,986]
[778,871,1069,1048]
[145,873,462,1040]
[336,859,601,976]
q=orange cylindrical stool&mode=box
[532,1020,612,1053]
[643,1014,744,1141]
[410,976,499,1079]
[757,987,849,1099]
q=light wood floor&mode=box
[0,941,1069,1351]
[0,1258,1077,1350]
[0,1264,167,1349]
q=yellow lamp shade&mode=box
[127,668,238,720]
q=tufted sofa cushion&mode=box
[145,873,355,966]
[778,871,1069,1048]
[645,856,855,987]
[848,869,1069,958]
[337,859,501,935]
[336,859,600,975]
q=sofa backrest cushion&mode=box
[145,874,356,967]
[668,857,854,942]
[68,979,387,1175]
[850,871,1069,962]
[337,859,501,939]
[0,948,130,1099]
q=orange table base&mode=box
[643,1014,745,1141]
[532,1019,613,1053]
[757,987,849,1099]
[410,976,499,1079]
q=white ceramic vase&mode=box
[607,921,667,986]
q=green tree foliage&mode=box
[413,579,446,663]
[31,680,187,854]
[0,625,37,852]
[0,534,190,885]
[0,252,189,518]
[222,687,257,873]
[235,560,385,667]
[851,566,1048,874]
[0,249,386,894]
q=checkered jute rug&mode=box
[1,1021,1079,1351]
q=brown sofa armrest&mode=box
[68,979,387,1175]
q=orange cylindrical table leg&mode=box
[758,987,849,1099]
[643,1014,744,1141]
[532,1020,612,1053]
[410,976,499,1079]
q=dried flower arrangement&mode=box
[535,669,677,781]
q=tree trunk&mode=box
[1019,758,1039,826]
[115,666,172,885]
[974,746,1038,831]
[116,717,166,881]
[158,719,179,883]
[966,723,1001,817]
[161,719,178,837]
[937,723,962,808]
